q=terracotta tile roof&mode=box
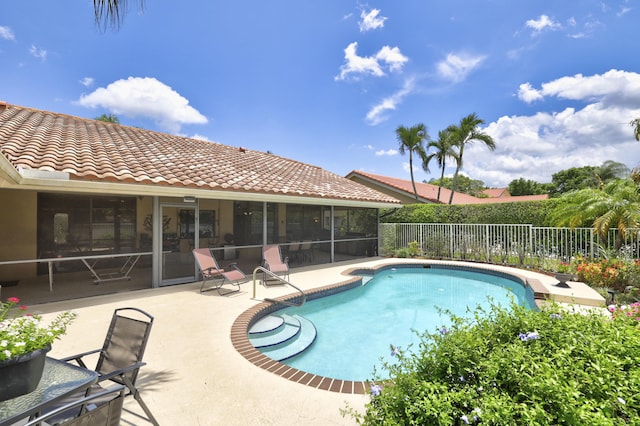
[0,103,401,205]
[347,170,478,204]
[346,170,548,205]
[482,188,509,198]
[466,193,549,203]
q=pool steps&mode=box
[248,313,317,361]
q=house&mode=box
[345,170,548,205]
[0,102,401,298]
[482,188,510,198]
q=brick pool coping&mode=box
[230,261,551,394]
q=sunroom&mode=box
[0,102,401,303]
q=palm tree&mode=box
[426,129,456,203]
[446,113,496,204]
[631,118,640,142]
[93,0,144,29]
[595,160,629,185]
[550,179,640,250]
[396,123,429,203]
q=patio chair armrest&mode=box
[60,348,102,365]
[23,385,126,426]
[225,262,242,271]
[97,361,147,382]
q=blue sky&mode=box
[1,1,639,188]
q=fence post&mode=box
[485,225,490,261]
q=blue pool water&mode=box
[278,266,535,381]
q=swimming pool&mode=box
[271,265,535,381]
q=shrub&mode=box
[407,240,421,257]
[349,302,640,425]
[395,248,409,258]
[574,257,640,292]
[381,199,560,227]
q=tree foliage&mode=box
[549,161,630,197]
[425,129,457,203]
[446,113,496,204]
[428,175,487,197]
[507,177,549,196]
[396,123,430,203]
[549,178,640,248]
[95,113,120,123]
[549,165,599,197]
[631,117,640,142]
[93,0,144,30]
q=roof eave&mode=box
[0,174,400,208]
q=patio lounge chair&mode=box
[300,240,313,263]
[25,385,126,426]
[262,244,290,281]
[193,248,248,295]
[61,307,159,426]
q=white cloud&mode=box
[0,26,15,41]
[377,46,407,72]
[401,161,423,175]
[436,53,485,83]
[190,133,212,141]
[359,8,387,32]
[366,77,415,125]
[525,14,561,34]
[466,69,640,187]
[618,7,632,17]
[79,77,94,87]
[29,44,47,61]
[375,149,398,156]
[78,76,208,133]
[335,42,408,81]
[519,69,640,105]
[517,82,543,103]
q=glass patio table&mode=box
[0,357,98,426]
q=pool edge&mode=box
[231,260,560,394]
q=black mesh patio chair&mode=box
[61,307,159,425]
[25,385,126,426]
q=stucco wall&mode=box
[0,189,37,280]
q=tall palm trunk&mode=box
[448,148,463,205]
[437,159,446,202]
[448,169,459,204]
[409,152,420,203]
[395,123,429,204]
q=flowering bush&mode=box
[346,302,640,424]
[609,302,640,323]
[0,297,76,362]
[575,258,629,291]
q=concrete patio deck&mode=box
[25,258,605,425]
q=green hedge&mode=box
[381,199,560,226]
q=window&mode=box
[38,194,136,259]
[233,202,262,245]
[333,207,378,240]
[286,204,323,241]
